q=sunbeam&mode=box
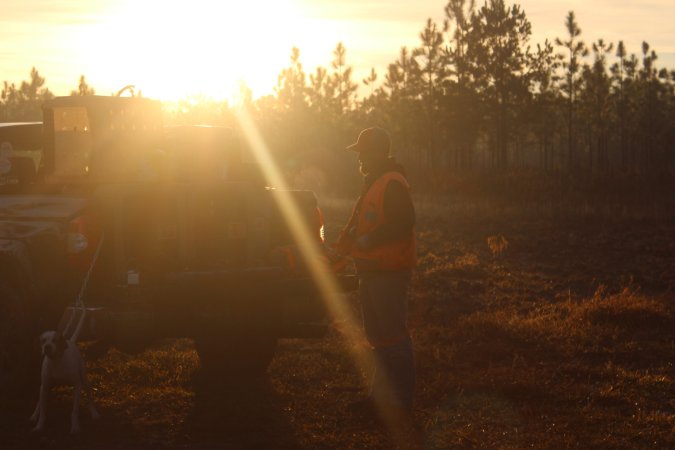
[233,106,411,438]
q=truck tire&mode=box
[194,330,277,379]
[0,280,34,384]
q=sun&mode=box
[74,0,312,102]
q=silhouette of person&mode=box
[336,127,417,416]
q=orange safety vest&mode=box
[350,171,417,271]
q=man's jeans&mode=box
[359,270,415,411]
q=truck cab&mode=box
[0,122,43,190]
[0,96,355,378]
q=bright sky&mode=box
[1,0,673,102]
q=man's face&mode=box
[358,150,386,175]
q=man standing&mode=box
[336,127,417,418]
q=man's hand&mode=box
[356,234,371,250]
[335,227,356,255]
[324,246,343,262]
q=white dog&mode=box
[31,307,100,434]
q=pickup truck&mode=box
[0,96,355,379]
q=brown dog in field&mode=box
[31,308,100,434]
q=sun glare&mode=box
[75,0,324,102]
[234,106,410,439]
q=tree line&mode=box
[2,0,674,195]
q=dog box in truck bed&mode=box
[30,95,358,376]
[92,182,332,331]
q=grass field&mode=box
[1,196,673,449]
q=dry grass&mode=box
[408,203,675,450]
[1,197,674,449]
[412,287,673,449]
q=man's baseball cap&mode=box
[346,127,390,154]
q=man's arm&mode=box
[359,180,415,249]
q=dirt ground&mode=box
[1,199,674,449]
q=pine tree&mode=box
[610,41,629,171]
[71,75,96,96]
[555,11,588,172]
[443,0,477,169]
[468,0,532,170]
[413,18,446,168]
[330,42,358,114]
[581,39,613,174]
[275,47,309,112]
[529,40,561,171]
[1,67,53,121]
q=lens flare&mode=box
[233,106,410,437]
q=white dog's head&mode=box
[39,331,68,360]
